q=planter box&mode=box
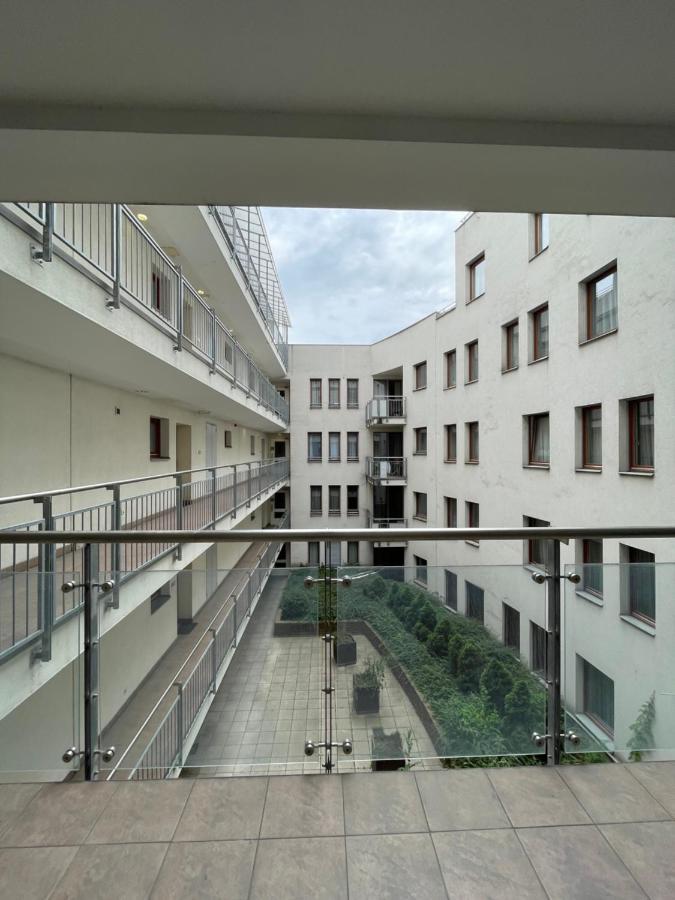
[353,683,380,714]
[333,634,357,666]
[371,728,405,771]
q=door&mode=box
[274,440,286,458]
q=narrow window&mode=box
[310,378,322,408]
[445,424,457,463]
[328,485,341,516]
[328,432,340,462]
[224,430,233,448]
[465,340,479,383]
[503,320,519,372]
[628,396,654,471]
[414,427,427,455]
[466,421,479,463]
[444,349,456,388]
[414,555,428,585]
[347,541,359,565]
[347,485,359,516]
[466,501,479,545]
[524,515,550,571]
[531,622,547,675]
[347,432,359,461]
[310,485,322,516]
[503,603,520,652]
[414,361,427,390]
[582,658,614,736]
[528,413,550,466]
[308,541,320,565]
[414,491,427,521]
[586,266,618,340]
[533,213,549,255]
[622,545,656,624]
[307,432,322,461]
[531,304,549,361]
[445,571,458,610]
[328,378,340,409]
[582,405,602,469]
[582,539,603,597]
[469,253,485,300]
[346,379,359,408]
[250,434,256,456]
[445,496,457,528]
[466,582,484,622]
[149,417,162,459]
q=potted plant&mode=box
[353,658,385,713]
[333,631,357,666]
[370,727,405,771]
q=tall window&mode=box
[444,349,456,388]
[445,424,457,463]
[250,434,256,456]
[310,378,322,408]
[466,501,479,544]
[414,427,427,455]
[445,571,458,610]
[310,486,322,516]
[582,658,614,736]
[328,432,340,462]
[347,541,359,565]
[531,304,549,361]
[307,432,322,461]
[149,416,163,459]
[622,545,656,624]
[628,395,654,471]
[466,421,479,463]
[347,432,359,461]
[503,604,520,652]
[533,213,550,255]
[586,266,618,340]
[466,582,484,622]
[531,622,547,675]
[328,378,340,409]
[524,516,550,570]
[582,539,603,598]
[469,253,485,300]
[328,485,341,516]
[582,404,602,469]
[414,361,427,390]
[413,491,427,521]
[346,379,359,408]
[347,485,359,515]
[465,340,479,383]
[414,555,428,585]
[504,320,519,371]
[308,541,320,566]
[528,413,550,466]
[445,496,457,527]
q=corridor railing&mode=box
[0,459,290,662]
[3,203,289,422]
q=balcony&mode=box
[365,396,406,427]
[365,456,407,485]
[365,512,408,546]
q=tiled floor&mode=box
[186,575,437,775]
[1,763,675,898]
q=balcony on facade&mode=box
[365,511,409,546]
[365,456,407,485]
[365,395,406,428]
[0,203,289,428]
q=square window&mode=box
[310,485,322,516]
[445,424,457,463]
[466,421,479,463]
[503,320,519,372]
[413,491,427,521]
[581,657,614,736]
[347,379,359,408]
[585,266,618,340]
[414,427,427,455]
[347,432,359,461]
[328,485,341,516]
[582,538,603,597]
[414,555,428,585]
[465,340,479,383]
[328,431,340,462]
[310,378,322,408]
[307,432,322,461]
[527,413,550,466]
[347,485,359,515]
[581,404,602,469]
[414,361,427,390]
[445,496,457,528]
[531,304,549,361]
[466,582,484,622]
[503,603,520,652]
[469,254,486,301]
[328,378,340,408]
[444,349,457,388]
[445,570,458,610]
[533,213,549,255]
[621,545,656,624]
[629,395,654,471]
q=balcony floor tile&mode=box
[346,833,447,900]
[600,821,675,900]
[559,764,671,823]
[151,840,256,900]
[342,772,428,835]
[50,842,168,900]
[487,767,591,828]
[86,780,193,844]
[0,846,77,900]
[260,774,344,838]
[621,761,675,818]
[250,836,347,900]
[416,769,511,832]
[173,776,268,841]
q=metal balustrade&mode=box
[6,203,289,422]
[365,396,406,426]
[0,460,290,662]
[365,456,408,483]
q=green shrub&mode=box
[480,658,515,715]
[418,602,438,632]
[363,574,387,600]
[448,634,466,674]
[413,622,431,644]
[457,641,486,693]
[403,596,424,630]
[280,591,311,621]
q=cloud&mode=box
[262,208,466,343]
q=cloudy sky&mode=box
[262,208,467,344]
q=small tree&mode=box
[403,596,424,631]
[457,641,486,693]
[418,602,438,632]
[363,574,387,600]
[480,658,514,715]
[448,634,466,675]
[413,621,431,644]
[628,692,656,761]
[428,618,452,658]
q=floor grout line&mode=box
[411,770,451,900]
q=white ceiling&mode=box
[1,1,674,213]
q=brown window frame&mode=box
[582,538,604,598]
[586,265,618,341]
[346,431,359,461]
[307,432,322,462]
[628,395,654,472]
[582,659,615,738]
[346,378,359,409]
[444,349,456,389]
[625,545,656,625]
[466,421,479,464]
[581,404,602,469]
[445,496,457,528]
[528,413,550,467]
[413,427,427,455]
[533,213,549,256]
[532,304,549,361]
[328,378,340,409]
[413,361,427,391]
[328,485,341,516]
[149,416,163,459]
[466,340,479,383]
[504,320,519,371]
[346,485,359,516]
[413,491,427,522]
[309,379,322,409]
[309,485,322,516]
[445,424,457,463]
[469,253,486,301]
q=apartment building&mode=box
[288,212,675,756]
[0,202,291,776]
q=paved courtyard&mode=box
[186,574,437,775]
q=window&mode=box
[413,491,427,521]
[533,213,549,255]
[327,542,342,565]
[531,304,549,361]
[347,541,359,565]
[414,361,427,390]
[524,516,550,570]
[465,340,479,383]
[503,320,519,372]
[444,424,457,463]
[414,555,428,585]
[310,485,322,516]
[527,413,550,466]
[347,379,359,408]
[531,622,547,676]
[581,404,602,469]
[347,485,359,516]
[466,582,484,622]
[328,431,340,462]
[328,378,340,409]
[629,396,654,471]
[224,429,233,448]
[444,349,456,389]
[310,378,322,408]
[149,416,169,459]
[308,541,320,566]
[466,501,479,545]
[328,485,341,516]
[347,432,359,461]
[445,496,457,528]
[466,421,479,463]
[503,604,520,652]
[250,434,256,456]
[582,658,614,736]
[413,427,427,455]
[582,539,603,598]
[585,266,617,341]
[307,432,322,461]
[469,253,485,300]
[445,571,458,610]
[622,545,656,624]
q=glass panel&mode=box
[590,270,618,337]
[329,564,547,772]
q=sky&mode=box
[261,208,467,344]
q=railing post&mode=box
[174,682,184,766]
[174,264,184,351]
[110,204,121,309]
[174,474,183,560]
[210,628,217,694]
[31,202,54,263]
[33,496,54,663]
[546,539,563,766]
[231,465,238,518]
[232,593,238,648]
[211,468,217,528]
[107,484,121,609]
[210,307,217,374]
[83,543,100,780]
[247,462,252,508]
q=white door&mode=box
[205,423,217,468]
